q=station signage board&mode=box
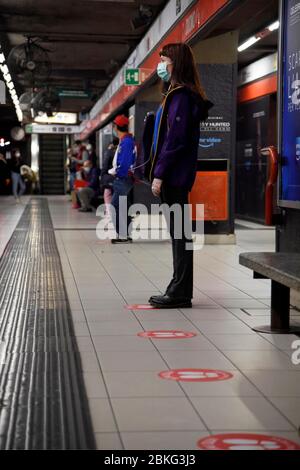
[25,124,80,134]
[34,112,77,125]
[58,89,91,99]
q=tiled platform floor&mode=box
[0,196,30,257]
[1,195,300,450]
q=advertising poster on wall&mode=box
[198,64,234,160]
[280,0,300,207]
[236,96,271,222]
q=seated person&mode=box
[20,165,38,194]
[77,160,100,212]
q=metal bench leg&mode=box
[253,280,300,334]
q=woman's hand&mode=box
[152,178,163,197]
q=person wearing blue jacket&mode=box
[109,115,136,243]
[148,43,213,309]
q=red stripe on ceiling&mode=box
[238,74,278,103]
[80,0,229,139]
[140,0,229,71]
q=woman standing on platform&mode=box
[0,153,10,195]
[9,148,26,203]
[148,43,213,309]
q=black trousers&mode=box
[161,184,193,300]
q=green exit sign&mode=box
[125,69,140,86]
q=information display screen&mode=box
[280,0,300,207]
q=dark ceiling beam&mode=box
[0,3,136,18]
[38,38,137,46]
[0,0,153,18]
[51,69,109,79]
[0,16,138,36]
[48,76,108,84]
[8,32,141,41]
[47,80,108,89]
[1,26,136,36]
[0,0,166,18]
[46,76,108,87]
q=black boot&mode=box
[149,294,192,309]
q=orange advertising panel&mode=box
[238,74,278,103]
[189,171,228,221]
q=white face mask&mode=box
[15,152,21,157]
[157,61,171,82]
[84,167,91,174]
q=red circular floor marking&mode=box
[159,369,233,382]
[125,304,157,310]
[138,331,197,339]
[197,433,300,450]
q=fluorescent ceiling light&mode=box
[0,64,9,75]
[0,48,22,122]
[268,20,280,31]
[238,36,261,52]
[238,19,279,53]
[4,73,12,83]
[16,109,23,121]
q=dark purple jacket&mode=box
[150,86,213,191]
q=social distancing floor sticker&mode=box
[125,304,157,310]
[138,331,197,339]
[159,369,234,382]
[197,433,300,450]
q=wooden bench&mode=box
[239,252,300,335]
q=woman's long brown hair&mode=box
[160,43,207,99]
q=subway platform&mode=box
[0,196,300,450]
